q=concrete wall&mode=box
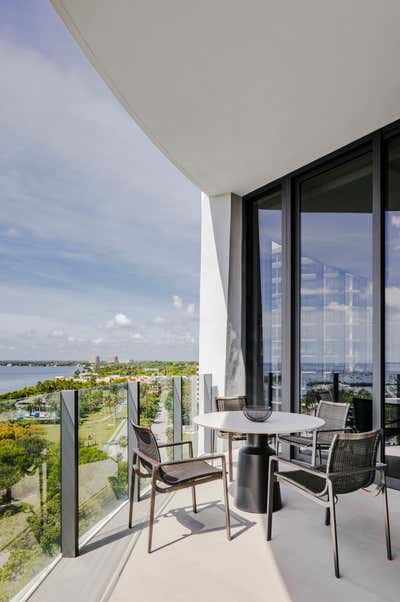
[199,192,246,398]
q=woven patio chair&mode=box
[278,400,350,465]
[267,429,392,578]
[212,396,247,481]
[128,422,231,552]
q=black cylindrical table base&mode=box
[235,433,282,514]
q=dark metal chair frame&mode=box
[212,395,247,481]
[128,422,231,553]
[278,400,351,465]
[267,429,392,578]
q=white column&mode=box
[198,191,246,402]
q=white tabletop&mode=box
[194,411,324,435]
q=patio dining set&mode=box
[128,396,393,579]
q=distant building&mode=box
[88,355,100,364]
[107,355,119,364]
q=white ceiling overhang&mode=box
[50,0,400,197]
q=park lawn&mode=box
[41,407,125,448]
[41,423,60,445]
[79,408,124,447]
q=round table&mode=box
[194,411,324,514]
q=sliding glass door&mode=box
[299,154,373,418]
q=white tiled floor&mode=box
[110,454,400,602]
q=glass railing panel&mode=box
[139,376,173,476]
[182,375,199,457]
[78,384,128,539]
[0,392,61,601]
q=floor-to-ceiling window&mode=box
[255,191,282,406]
[299,155,373,417]
[385,136,400,480]
[246,120,400,489]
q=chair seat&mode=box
[277,468,327,496]
[159,459,222,485]
[217,430,246,441]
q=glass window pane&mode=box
[300,154,373,430]
[256,191,282,407]
[385,136,400,481]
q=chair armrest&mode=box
[158,453,226,469]
[316,427,353,433]
[270,455,329,479]
[327,465,382,479]
[158,441,192,448]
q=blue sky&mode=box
[0,0,200,361]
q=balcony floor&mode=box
[32,452,400,602]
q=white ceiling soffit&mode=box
[50,0,400,197]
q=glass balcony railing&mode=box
[0,375,202,600]
[0,392,61,602]
[78,384,128,539]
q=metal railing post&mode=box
[268,371,273,405]
[198,374,213,454]
[61,390,79,558]
[127,381,140,502]
[332,372,339,402]
[173,377,183,460]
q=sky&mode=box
[0,0,200,361]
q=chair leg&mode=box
[266,458,275,541]
[211,429,215,454]
[228,433,233,481]
[318,447,323,466]
[328,482,340,578]
[148,472,157,553]
[324,507,330,526]
[192,485,197,513]
[128,455,137,529]
[382,472,392,561]
[221,460,232,540]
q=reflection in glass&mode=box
[300,155,373,421]
[257,191,282,407]
[385,137,400,480]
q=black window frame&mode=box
[244,117,400,489]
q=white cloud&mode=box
[391,215,400,229]
[154,316,165,324]
[106,313,132,329]
[3,228,18,238]
[49,329,65,338]
[386,287,400,310]
[172,295,183,310]
[92,337,103,345]
[130,333,144,341]
[186,303,195,316]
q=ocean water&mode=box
[0,365,78,395]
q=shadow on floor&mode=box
[150,500,256,552]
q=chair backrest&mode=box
[352,397,373,432]
[316,400,350,444]
[130,421,160,472]
[326,429,381,494]
[316,390,333,402]
[215,396,246,412]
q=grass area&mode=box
[79,407,124,447]
[41,407,125,448]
